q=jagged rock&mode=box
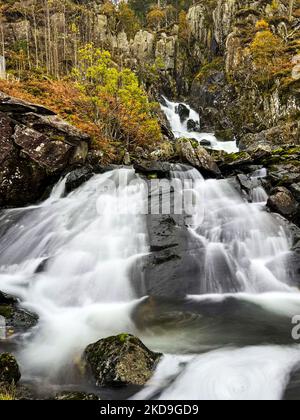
[0,92,90,208]
[0,353,21,384]
[176,104,190,122]
[55,392,99,401]
[84,334,161,387]
[290,184,300,202]
[267,187,298,219]
[65,166,94,194]
[175,138,220,177]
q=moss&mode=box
[147,173,158,180]
[118,333,129,343]
[0,305,13,319]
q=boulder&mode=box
[134,161,173,178]
[176,103,190,122]
[267,187,298,219]
[187,119,200,133]
[175,138,221,178]
[65,166,94,194]
[0,92,90,208]
[200,139,212,147]
[0,353,21,384]
[84,334,161,387]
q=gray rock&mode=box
[84,334,161,387]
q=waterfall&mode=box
[0,169,148,379]
[160,97,238,153]
[1,99,300,399]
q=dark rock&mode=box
[55,391,99,401]
[290,183,300,202]
[215,128,234,142]
[84,334,161,387]
[267,187,298,219]
[0,93,56,116]
[200,139,212,147]
[65,166,94,194]
[176,103,190,122]
[0,292,17,306]
[0,290,38,334]
[134,161,172,178]
[0,92,90,208]
[187,119,200,133]
[0,353,21,384]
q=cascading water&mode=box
[1,99,300,399]
[0,169,149,382]
[160,97,238,153]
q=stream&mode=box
[0,99,300,400]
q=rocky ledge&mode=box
[0,92,90,208]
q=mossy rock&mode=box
[84,334,162,388]
[0,353,21,385]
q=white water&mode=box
[0,169,148,379]
[160,97,238,153]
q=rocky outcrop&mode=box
[84,334,161,388]
[175,138,221,178]
[0,93,90,208]
[0,353,21,385]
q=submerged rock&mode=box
[0,353,21,384]
[84,334,161,387]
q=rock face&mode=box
[84,334,161,387]
[0,93,90,208]
[0,353,21,384]
[184,1,300,146]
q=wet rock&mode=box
[200,139,212,147]
[0,291,38,334]
[65,166,94,194]
[55,391,99,401]
[84,334,161,387]
[187,119,200,133]
[175,138,221,178]
[267,187,298,219]
[176,103,190,122]
[0,353,21,384]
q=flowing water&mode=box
[160,97,238,153]
[0,101,300,400]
